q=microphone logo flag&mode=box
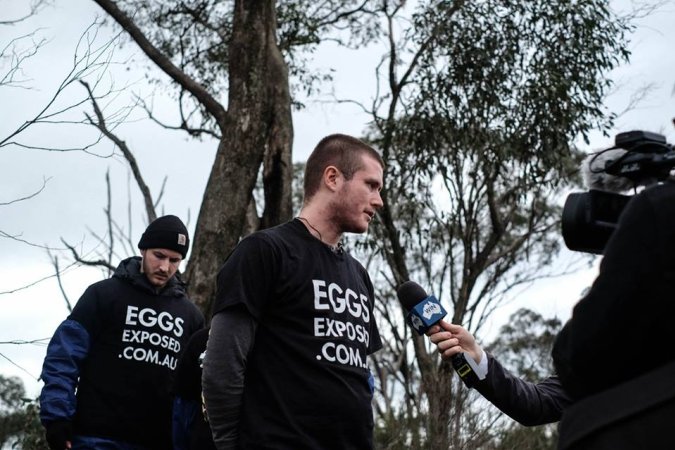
[406,295,447,335]
[422,301,442,320]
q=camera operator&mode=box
[552,179,675,448]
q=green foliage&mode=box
[362,1,630,446]
[0,375,46,450]
[112,0,382,123]
[369,0,629,329]
[488,308,562,381]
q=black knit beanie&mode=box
[137,215,190,258]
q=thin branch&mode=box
[61,238,116,272]
[136,93,221,139]
[93,0,227,126]
[81,79,157,222]
[0,352,39,381]
[0,338,50,345]
[0,229,66,251]
[0,0,49,26]
[0,21,124,150]
[48,252,73,313]
[0,176,51,205]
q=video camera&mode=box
[562,130,675,255]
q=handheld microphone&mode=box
[396,281,484,387]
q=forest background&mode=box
[2,1,675,449]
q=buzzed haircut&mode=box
[303,134,384,202]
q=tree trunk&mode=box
[185,0,292,314]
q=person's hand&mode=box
[45,420,72,450]
[427,320,483,364]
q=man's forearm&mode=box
[202,308,256,450]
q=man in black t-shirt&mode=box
[39,215,204,450]
[202,134,385,450]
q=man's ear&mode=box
[323,165,341,192]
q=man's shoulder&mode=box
[82,276,125,298]
[239,220,305,251]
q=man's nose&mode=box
[372,191,384,209]
[157,260,169,272]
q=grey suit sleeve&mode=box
[474,353,572,426]
[202,307,257,450]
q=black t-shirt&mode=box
[213,219,382,449]
[553,182,675,399]
[70,257,204,449]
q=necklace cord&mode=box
[296,216,343,254]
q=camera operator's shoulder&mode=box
[641,181,675,204]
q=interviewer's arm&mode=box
[475,354,571,425]
[201,307,257,450]
[429,321,570,425]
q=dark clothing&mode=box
[553,182,675,447]
[553,182,675,398]
[557,360,675,450]
[40,257,204,450]
[204,219,382,450]
[173,327,216,450]
[475,353,571,426]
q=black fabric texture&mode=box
[66,257,204,449]
[552,182,675,447]
[557,359,675,450]
[137,215,190,257]
[45,420,72,450]
[474,353,571,426]
[202,310,256,450]
[173,327,217,450]
[553,182,675,399]
[209,219,382,450]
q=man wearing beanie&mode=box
[39,215,205,450]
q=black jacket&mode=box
[40,257,204,449]
[475,353,571,426]
[553,182,675,448]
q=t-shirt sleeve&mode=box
[212,234,279,319]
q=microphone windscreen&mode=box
[582,149,634,192]
[396,281,428,311]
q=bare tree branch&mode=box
[0,31,48,88]
[0,176,50,205]
[135,93,221,140]
[0,352,39,381]
[93,0,227,127]
[61,237,116,272]
[81,79,157,222]
[0,0,50,26]
[0,21,127,153]
[48,252,74,313]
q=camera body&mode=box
[562,131,674,254]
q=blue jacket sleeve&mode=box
[39,319,90,424]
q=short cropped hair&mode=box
[303,134,384,202]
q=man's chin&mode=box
[149,275,169,287]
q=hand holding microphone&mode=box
[427,320,484,368]
[397,281,486,387]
